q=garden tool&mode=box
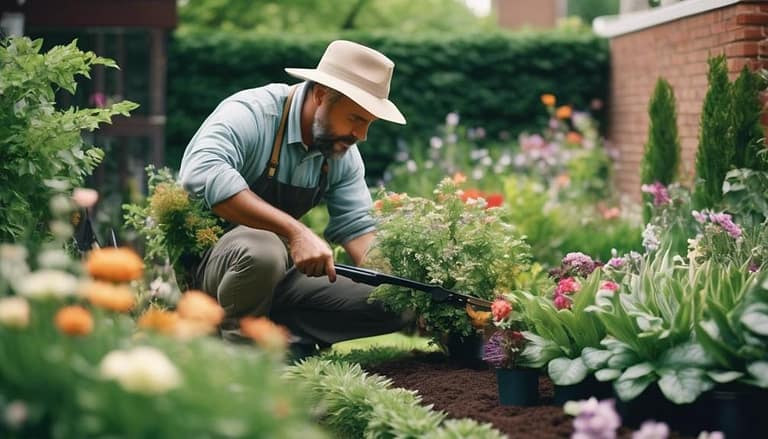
[335,264,493,311]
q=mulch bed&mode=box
[365,352,694,439]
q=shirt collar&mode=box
[286,81,307,149]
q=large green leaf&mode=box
[657,341,716,369]
[746,361,768,388]
[657,368,714,404]
[740,303,768,336]
[548,357,588,386]
[614,374,655,401]
[595,368,622,382]
[581,347,612,370]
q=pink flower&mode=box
[553,294,572,310]
[491,299,512,322]
[556,277,580,295]
[72,188,99,209]
[641,182,671,206]
[89,92,107,108]
[599,280,619,292]
[607,257,625,268]
[709,212,742,239]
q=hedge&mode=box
[167,31,609,181]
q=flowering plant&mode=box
[367,176,531,339]
[123,165,224,292]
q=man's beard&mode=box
[312,112,357,160]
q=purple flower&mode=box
[708,212,742,239]
[632,420,669,439]
[691,210,709,224]
[482,332,507,368]
[749,261,760,273]
[562,252,597,277]
[571,398,621,439]
[89,92,107,108]
[607,257,625,268]
[640,182,671,206]
[520,133,545,152]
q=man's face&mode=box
[312,92,376,160]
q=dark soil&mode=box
[366,352,694,439]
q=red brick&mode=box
[727,27,765,42]
[726,42,759,57]
[736,13,768,25]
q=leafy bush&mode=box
[167,31,609,180]
[0,37,137,246]
[367,177,531,339]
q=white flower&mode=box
[49,220,74,240]
[72,188,99,208]
[14,269,79,300]
[445,112,459,127]
[430,136,443,149]
[49,195,73,216]
[100,346,182,395]
[3,400,28,429]
[406,160,418,173]
[37,249,71,270]
[0,244,29,283]
[0,297,30,328]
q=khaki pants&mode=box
[196,226,411,346]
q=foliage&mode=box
[367,177,531,339]
[0,37,137,247]
[693,55,734,209]
[640,182,697,257]
[123,166,224,292]
[730,66,768,172]
[284,358,506,438]
[696,270,768,387]
[721,168,768,227]
[641,78,680,222]
[167,31,609,179]
[567,0,619,24]
[177,0,497,35]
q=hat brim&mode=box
[285,67,406,125]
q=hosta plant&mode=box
[367,175,531,339]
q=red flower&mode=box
[491,299,512,322]
[553,294,572,310]
[485,193,504,208]
[556,277,580,295]
[599,280,619,292]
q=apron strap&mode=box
[267,84,299,178]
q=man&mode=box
[179,40,410,351]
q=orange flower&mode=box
[85,248,144,282]
[566,131,583,145]
[465,304,491,329]
[452,172,467,185]
[373,199,384,210]
[555,105,572,119]
[82,281,135,313]
[176,290,224,327]
[460,188,483,203]
[554,173,571,189]
[540,94,556,107]
[240,317,291,351]
[138,308,180,334]
[55,305,93,336]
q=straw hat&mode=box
[285,40,406,125]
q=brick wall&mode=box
[607,1,768,201]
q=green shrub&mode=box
[693,55,734,209]
[166,31,609,180]
[641,78,680,221]
[0,37,137,246]
[731,65,768,172]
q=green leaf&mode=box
[581,347,612,370]
[595,368,622,382]
[548,357,588,386]
[740,303,768,336]
[619,362,654,380]
[614,374,655,401]
[707,370,743,383]
[746,361,768,387]
[657,341,716,369]
[657,368,714,404]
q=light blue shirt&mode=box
[179,82,375,244]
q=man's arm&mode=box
[343,231,375,266]
[213,189,337,282]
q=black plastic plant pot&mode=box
[614,384,700,434]
[496,368,540,406]
[698,384,768,438]
[553,375,613,406]
[445,333,486,369]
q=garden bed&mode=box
[365,351,695,439]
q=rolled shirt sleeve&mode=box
[179,100,272,208]
[324,146,376,244]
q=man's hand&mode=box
[288,226,337,282]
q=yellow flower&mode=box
[556,105,572,119]
[55,306,93,336]
[85,248,144,282]
[82,281,135,313]
[176,290,224,327]
[195,227,221,250]
[540,94,556,107]
[240,317,290,351]
[150,183,190,224]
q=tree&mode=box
[176,0,497,35]
[730,65,768,172]
[693,55,733,209]
[641,78,680,221]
